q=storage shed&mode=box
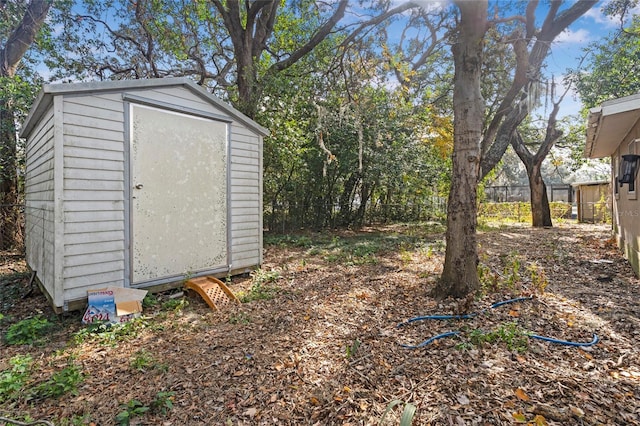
[20,78,268,311]
[571,181,611,223]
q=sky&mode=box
[524,0,638,118]
[39,0,631,121]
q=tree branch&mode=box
[270,0,349,73]
[1,0,51,77]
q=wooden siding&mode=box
[229,123,262,269]
[24,106,56,300]
[129,87,222,116]
[61,94,126,303]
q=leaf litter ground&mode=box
[0,222,638,425]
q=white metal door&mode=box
[130,104,228,284]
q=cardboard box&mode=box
[82,287,148,324]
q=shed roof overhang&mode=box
[585,93,640,159]
[20,77,270,139]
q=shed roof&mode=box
[585,93,640,159]
[20,77,269,138]
[570,180,610,187]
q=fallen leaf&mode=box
[243,407,257,417]
[570,406,585,418]
[310,396,320,406]
[579,350,593,360]
[515,388,530,401]
[456,393,470,405]
[512,411,527,423]
[533,414,548,426]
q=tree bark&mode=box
[528,162,553,227]
[511,92,564,228]
[434,0,488,299]
[511,131,554,228]
[0,0,51,250]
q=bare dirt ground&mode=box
[0,222,639,425]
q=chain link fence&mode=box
[264,198,447,233]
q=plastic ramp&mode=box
[184,276,240,311]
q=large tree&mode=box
[51,0,421,118]
[511,95,566,227]
[435,0,597,299]
[0,0,51,249]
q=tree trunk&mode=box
[0,0,51,250]
[529,163,552,227]
[434,0,487,299]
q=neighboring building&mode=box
[20,78,269,312]
[586,93,640,274]
[571,181,611,223]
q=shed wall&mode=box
[24,106,56,300]
[61,93,126,302]
[30,84,262,307]
[229,123,262,269]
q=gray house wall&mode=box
[21,78,267,310]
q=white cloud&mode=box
[584,0,640,29]
[554,28,592,45]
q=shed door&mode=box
[130,104,228,284]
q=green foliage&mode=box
[115,399,150,426]
[527,263,548,295]
[151,391,175,416]
[5,316,53,345]
[239,269,281,303]
[56,414,92,426]
[379,399,417,426]
[130,349,165,372]
[467,322,529,353]
[161,297,189,312]
[478,251,522,296]
[264,234,314,248]
[114,391,174,425]
[31,363,83,399]
[345,338,361,359]
[0,354,32,402]
[595,192,612,224]
[569,16,640,110]
[323,239,381,266]
[478,202,572,226]
[73,317,153,346]
[142,293,159,309]
[502,251,521,290]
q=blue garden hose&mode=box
[397,296,532,328]
[489,296,533,309]
[398,296,599,349]
[529,333,599,347]
[397,313,476,326]
[399,331,460,349]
